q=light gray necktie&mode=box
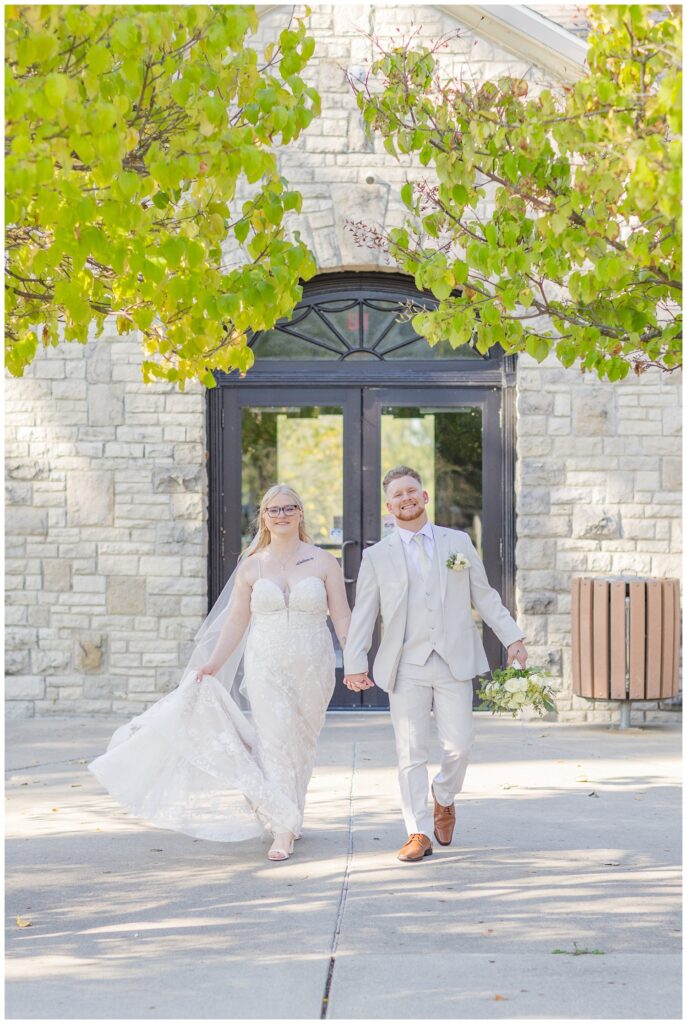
[412,533,431,579]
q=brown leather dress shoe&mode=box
[432,786,456,846]
[397,833,433,862]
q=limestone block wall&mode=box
[516,357,682,724]
[5,331,207,718]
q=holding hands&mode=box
[343,672,374,692]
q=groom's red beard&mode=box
[395,503,424,521]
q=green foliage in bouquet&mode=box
[477,665,556,718]
[6,4,320,389]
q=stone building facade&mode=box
[5,5,682,722]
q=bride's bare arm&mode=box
[323,551,352,648]
[196,567,253,680]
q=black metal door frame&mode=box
[207,379,515,709]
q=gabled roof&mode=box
[437,5,588,81]
[526,4,591,39]
[258,4,589,83]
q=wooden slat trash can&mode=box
[571,576,681,727]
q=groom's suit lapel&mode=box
[381,526,449,609]
[384,530,408,617]
[434,526,449,601]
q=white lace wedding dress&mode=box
[88,575,336,841]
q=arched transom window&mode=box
[249,274,489,362]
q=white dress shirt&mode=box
[396,521,435,576]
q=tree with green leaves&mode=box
[6,4,319,389]
[352,5,681,380]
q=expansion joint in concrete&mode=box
[320,740,357,1018]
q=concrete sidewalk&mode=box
[5,713,682,1020]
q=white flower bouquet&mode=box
[477,665,556,718]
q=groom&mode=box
[343,466,528,863]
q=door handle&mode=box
[341,538,359,583]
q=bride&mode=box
[89,484,361,862]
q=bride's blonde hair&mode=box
[242,484,312,559]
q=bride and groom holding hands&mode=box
[90,466,527,864]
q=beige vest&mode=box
[398,536,446,667]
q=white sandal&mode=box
[267,833,295,861]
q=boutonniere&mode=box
[446,552,470,572]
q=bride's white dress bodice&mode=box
[250,575,329,621]
[245,574,334,699]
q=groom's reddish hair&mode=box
[382,465,423,493]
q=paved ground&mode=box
[5,713,682,1019]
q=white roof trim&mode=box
[256,3,588,82]
[436,5,588,81]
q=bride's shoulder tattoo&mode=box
[296,556,315,566]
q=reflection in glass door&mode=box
[241,406,345,558]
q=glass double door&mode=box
[221,386,504,708]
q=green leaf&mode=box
[27,30,59,64]
[69,134,95,165]
[451,184,469,206]
[132,307,155,330]
[257,87,277,112]
[86,44,112,75]
[283,190,302,212]
[201,95,225,127]
[384,137,397,159]
[428,270,454,301]
[243,147,265,183]
[419,144,433,166]
[423,214,440,238]
[481,302,500,326]
[452,260,469,285]
[234,219,250,243]
[186,239,206,269]
[44,73,69,107]
[264,201,283,226]
[596,78,614,104]
[525,336,550,363]
[110,18,139,54]
[160,236,186,269]
[280,51,301,77]
[171,78,193,106]
[116,172,139,199]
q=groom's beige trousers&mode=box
[389,652,475,838]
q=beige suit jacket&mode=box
[343,525,524,692]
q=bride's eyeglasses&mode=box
[265,504,300,518]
